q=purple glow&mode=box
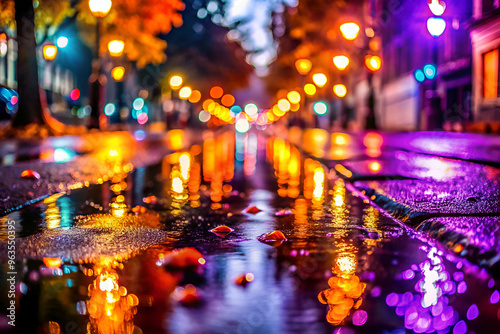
[466,304,479,320]
[371,286,381,298]
[403,269,415,280]
[413,314,432,333]
[352,310,368,326]
[290,250,297,257]
[491,290,499,304]
[443,280,456,294]
[453,320,467,334]
[386,293,399,307]
[404,306,419,327]
[396,305,408,316]
[411,264,419,271]
[398,292,413,307]
[441,306,454,321]
[432,315,448,331]
[456,262,463,269]
[431,300,444,316]
[452,272,464,282]
[488,278,495,289]
[457,281,467,294]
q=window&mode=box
[483,48,499,98]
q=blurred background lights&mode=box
[169,75,183,89]
[230,105,242,114]
[333,55,349,70]
[313,101,328,115]
[414,68,426,83]
[137,112,148,125]
[427,17,446,37]
[221,94,235,107]
[423,64,437,80]
[42,44,57,61]
[210,86,224,99]
[235,118,250,133]
[199,110,211,122]
[365,56,382,72]
[312,73,327,87]
[104,103,116,116]
[333,84,347,98]
[428,0,446,16]
[277,99,291,112]
[56,36,68,48]
[134,129,146,141]
[133,97,145,110]
[287,91,301,104]
[88,0,112,17]
[244,103,259,116]
[304,83,317,96]
[340,22,360,40]
[69,88,80,101]
[111,66,125,81]
[188,90,201,103]
[295,58,312,75]
[179,86,192,100]
[108,40,125,57]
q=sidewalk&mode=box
[0,129,197,215]
[287,129,500,276]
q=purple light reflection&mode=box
[466,304,479,320]
[386,293,399,307]
[352,310,368,326]
[403,269,415,280]
[457,281,467,294]
[453,320,467,334]
[370,286,381,298]
[491,290,499,304]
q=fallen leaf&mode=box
[257,230,287,246]
[21,170,40,180]
[210,225,233,237]
[161,247,204,268]
[245,206,261,214]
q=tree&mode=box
[156,0,253,94]
[0,0,184,135]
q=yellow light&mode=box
[333,55,350,70]
[365,55,382,72]
[368,161,381,172]
[221,94,235,107]
[179,86,192,100]
[210,86,224,99]
[277,99,291,112]
[111,66,125,81]
[172,177,184,193]
[203,99,214,110]
[42,44,57,61]
[295,58,312,75]
[169,75,183,89]
[89,0,112,18]
[287,91,301,104]
[332,132,350,145]
[273,105,286,117]
[333,84,347,98]
[312,73,327,87]
[304,83,317,96]
[179,153,191,180]
[340,22,360,40]
[107,40,124,57]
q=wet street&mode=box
[1,130,500,334]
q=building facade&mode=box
[469,0,500,126]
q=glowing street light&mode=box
[313,101,328,115]
[89,0,112,18]
[333,84,347,98]
[295,59,312,75]
[88,0,112,129]
[108,40,124,57]
[340,22,360,41]
[333,55,349,70]
[277,99,291,112]
[312,73,328,88]
[427,17,446,37]
[42,44,57,61]
[304,83,317,96]
[365,55,382,72]
[169,75,183,89]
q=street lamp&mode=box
[108,40,124,57]
[88,0,112,129]
[42,44,57,61]
[333,84,347,98]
